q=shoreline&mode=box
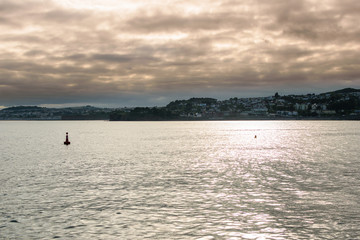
[1,116,360,121]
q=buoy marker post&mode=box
[64,132,71,145]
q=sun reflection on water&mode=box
[1,121,360,239]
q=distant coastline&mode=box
[1,88,360,121]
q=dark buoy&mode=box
[64,132,70,145]
[254,135,257,139]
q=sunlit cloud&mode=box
[0,0,360,106]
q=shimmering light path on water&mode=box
[1,121,360,239]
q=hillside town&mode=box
[1,88,360,120]
[163,88,360,120]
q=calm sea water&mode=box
[1,121,360,240]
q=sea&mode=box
[0,120,360,240]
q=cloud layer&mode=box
[1,0,360,106]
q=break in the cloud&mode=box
[1,0,360,106]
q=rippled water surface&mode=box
[1,121,360,239]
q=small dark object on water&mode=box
[254,135,257,138]
[10,220,18,223]
[64,225,75,229]
[64,132,70,145]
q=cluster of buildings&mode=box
[165,89,360,119]
[0,106,114,120]
[1,88,360,120]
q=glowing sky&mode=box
[1,0,360,107]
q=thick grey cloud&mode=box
[0,0,360,106]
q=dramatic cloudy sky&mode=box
[1,0,360,107]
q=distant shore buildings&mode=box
[1,88,360,120]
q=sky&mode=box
[1,0,360,108]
